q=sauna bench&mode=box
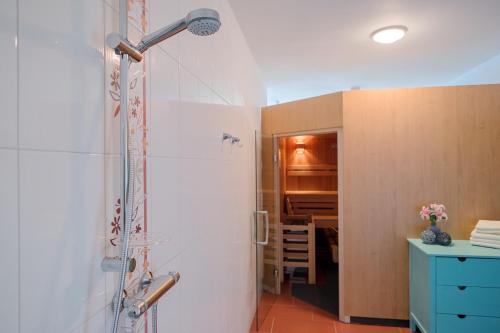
[285,191,338,228]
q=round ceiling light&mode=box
[371,25,408,44]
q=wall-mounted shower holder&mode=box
[222,132,243,147]
[101,256,136,273]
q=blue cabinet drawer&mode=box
[436,286,500,317]
[436,257,500,287]
[436,314,500,333]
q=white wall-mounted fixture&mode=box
[371,25,408,44]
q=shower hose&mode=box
[112,53,137,333]
[112,142,136,333]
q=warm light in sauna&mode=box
[295,139,305,155]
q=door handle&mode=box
[255,210,269,245]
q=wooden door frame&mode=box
[273,127,349,323]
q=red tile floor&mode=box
[250,282,411,333]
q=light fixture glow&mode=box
[295,139,305,155]
[371,25,407,44]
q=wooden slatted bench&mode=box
[286,191,338,229]
[324,228,339,263]
[284,190,339,266]
[287,164,337,177]
[282,222,316,284]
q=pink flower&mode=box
[419,206,431,220]
[419,203,448,222]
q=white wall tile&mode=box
[103,3,121,156]
[150,47,180,103]
[149,101,181,158]
[7,1,265,333]
[179,65,200,103]
[102,0,148,35]
[71,309,106,333]
[150,156,181,266]
[0,149,19,333]
[149,0,180,60]
[0,0,18,148]
[178,102,224,159]
[199,81,227,105]
[178,158,221,247]
[19,151,106,333]
[178,0,216,85]
[18,0,104,153]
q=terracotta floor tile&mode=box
[274,294,297,307]
[307,320,336,333]
[255,317,274,333]
[268,304,313,321]
[335,322,401,333]
[251,281,404,333]
[311,308,337,323]
[272,318,310,333]
[293,298,317,310]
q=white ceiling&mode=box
[228,0,500,104]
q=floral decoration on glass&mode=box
[419,203,452,246]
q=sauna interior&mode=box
[278,132,340,313]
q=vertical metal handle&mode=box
[255,210,269,245]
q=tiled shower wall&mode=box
[0,0,266,332]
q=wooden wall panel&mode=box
[262,84,500,320]
[279,138,287,220]
[456,86,500,232]
[342,85,500,320]
[262,92,343,134]
[285,134,338,191]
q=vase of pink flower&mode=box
[419,203,452,245]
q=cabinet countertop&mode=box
[408,238,500,258]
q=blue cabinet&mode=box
[408,239,500,333]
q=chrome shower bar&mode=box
[105,3,219,332]
[110,0,134,332]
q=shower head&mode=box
[136,8,220,53]
[107,8,220,62]
[186,8,221,36]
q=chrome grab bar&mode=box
[255,210,269,245]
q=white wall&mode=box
[0,0,265,332]
[452,53,500,85]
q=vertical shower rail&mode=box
[111,0,135,332]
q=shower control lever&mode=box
[126,272,181,318]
